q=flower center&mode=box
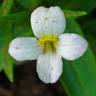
[38,34,59,53]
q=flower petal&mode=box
[37,53,63,83]
[31,6,66,38]
[8,37,41,61]
[58,33,88,60]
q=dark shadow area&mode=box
[0,61,67,96]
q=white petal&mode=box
[37,53,63,83]
[8,37,41,61]
[31,6,66,38]
[58,33,88,60]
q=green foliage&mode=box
[0,0,13,16]
[44,0,96,13]
[0,0,96,96]
[81,19,96,55]
[16,0,42,10]
[3,53,14,82]
[60,19,96,96]
[0,52,4,71]
[64,10,87,19]
[0,11,33,81]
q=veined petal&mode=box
[31,6,66,38]
[8,37,41,61]
[58,33,88,60]
[37,53,63,83]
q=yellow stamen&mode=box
[38,34,58,53]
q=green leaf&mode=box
[60,19,96,96]
[16,0,42,10]
[0,52,4,72]
[0,0,13,16]
[0,11,30,24]
[64,10,87,19]
[81,19,96,55]
[0,11,33,37]
[3,53,14,82]
[0,24,14,82]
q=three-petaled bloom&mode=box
[8,6,88,83]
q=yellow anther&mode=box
[38,34,58,53]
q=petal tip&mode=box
[58,33,88,60]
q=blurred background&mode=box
[0,0,96,96]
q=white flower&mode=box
[8,6,88,83]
